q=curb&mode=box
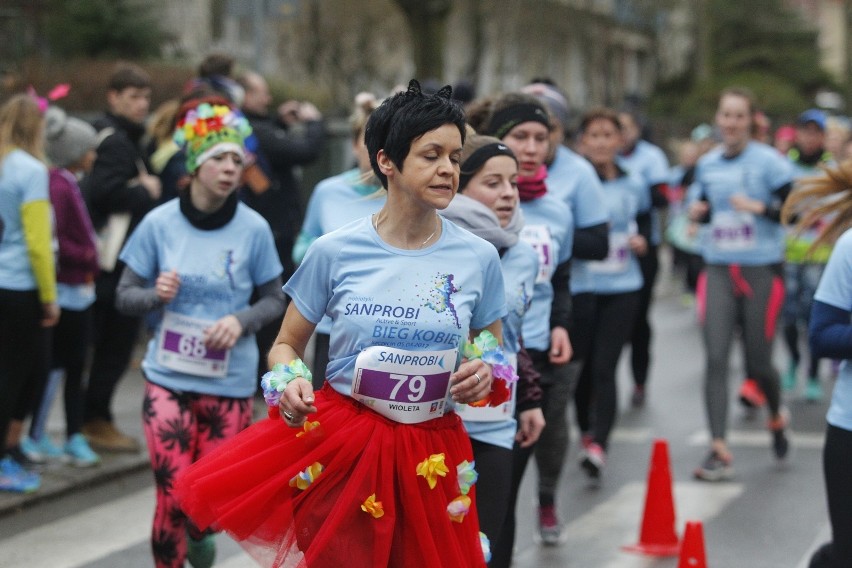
[0,450,150,517]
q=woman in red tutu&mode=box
[175,80,510,568]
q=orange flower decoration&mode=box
[361,493,384,519]
[296,420,321,438]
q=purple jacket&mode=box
[49,168,99,285]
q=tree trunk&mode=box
[394,0,452,82]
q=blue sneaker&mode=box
[18,437,46,463]
[64,433,100,467]
[782,361,797,392]
[34,436,65,461]
[0,456,40,493]
[805,379,824,403]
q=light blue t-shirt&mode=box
[814,228,852,431]
[464,241,538,449]
[547,146,610,294]
[618,139,669,245]
[295,168,386,333]
[519,193,574,351]
[585,174,646,294]
[57,283,95,311]
[285,216,507,398]
[688,142,793,265]
[119,200,283,398]
[0,149,50,292]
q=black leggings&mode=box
[29,307,92,438]
[574,291,640,449]
[631,247,658,387]
[819,424,852,567]
[0,289,50,456]
[470,439,513,565]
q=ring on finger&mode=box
[283,410,295,421]
[473,372,482,385]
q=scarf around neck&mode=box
[440,193,522,251]
[517,165,548,201]
[179,189,238,230]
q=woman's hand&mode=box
[516,408,546,448]
[729,194,766,215]
[155,270,180,303]
[278,377,317,427]
[549,326,572,365]
[450,359,492,404]
[688,200,709,222]
[41,302,60,328]
[628,234,648,257]
[204,315,243,350]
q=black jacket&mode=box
[83,112,156,234]
[240,111,325,276]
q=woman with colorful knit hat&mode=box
[174,81,505,567]
[114,97,286,568]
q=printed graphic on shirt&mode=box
[419,272,462,328]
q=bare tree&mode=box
[393,0,453,81]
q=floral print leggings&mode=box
[143,381,254,568]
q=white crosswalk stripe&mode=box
[0,488,154,568]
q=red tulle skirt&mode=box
[174,385,487,568]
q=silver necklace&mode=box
[374,214,439,248]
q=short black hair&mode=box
[365,80,466,189]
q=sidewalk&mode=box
[0,358,151,517]
[0,344,272,518]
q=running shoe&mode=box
[580,432,594,452]
[631,385,646,408]
[782,361,798,392]
[805,379,824,403]
[64,433,100,467]
[6,445,41,471]
[18,436,46,464]
[580,442,606,480]
[769,409,791,461]
[187,531,216,568]
[537,504,561,546]
[693,450,733,481]
[22,435,66,463]
[0,456,40,493]
[738,378,766,408]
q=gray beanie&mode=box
[45,106,98,168]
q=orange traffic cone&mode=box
[677,521,708,568]
[622,439,680,556]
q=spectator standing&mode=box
[82,63,161,452]
[0,94,58,492]
[19,106,101,467]
[781,109,834,401]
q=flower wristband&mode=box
[260,358,313,408]
[462,330,518,407]
[462,330,518,384]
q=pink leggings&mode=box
[143,381,253,568]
